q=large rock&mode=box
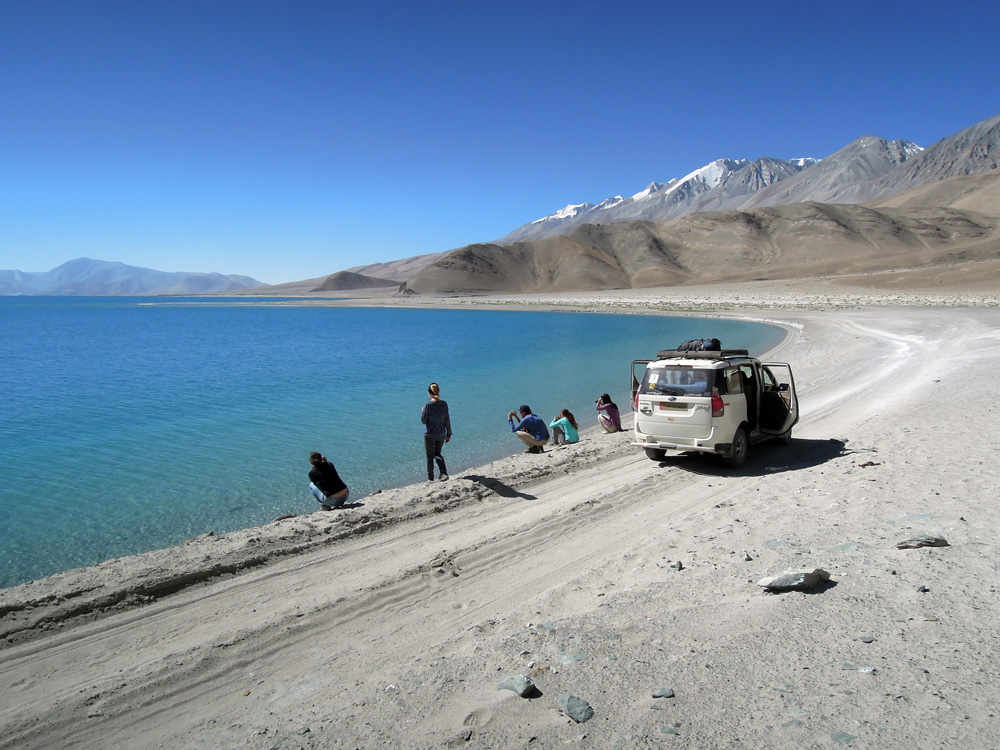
[757,568,831,592]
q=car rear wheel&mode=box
[722,427,748,468]
[644,447,667,461]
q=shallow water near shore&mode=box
[0,297,783,587]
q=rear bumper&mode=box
[633,429,729,455]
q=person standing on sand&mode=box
[421,382,452,482]
[596,393,622,433]
[308,452,350,509]
[550,408,579,445]
[508,405,549,453]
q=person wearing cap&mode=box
[507,404,549,453]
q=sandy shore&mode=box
[2,284,1000,749]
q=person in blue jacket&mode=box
[508,404,549,454]
[421,382,452,481]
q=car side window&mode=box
[724,367,742,394]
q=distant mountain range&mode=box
[397,111,1000,294]
[0,258,262,296]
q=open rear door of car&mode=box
[631,360,652,411]
[761,362,799,435]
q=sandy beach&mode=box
[2,282,1000,749]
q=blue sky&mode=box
[2,1,998,284]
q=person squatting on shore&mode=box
[308,452,350,509]
[550,408,579,445]
[421,382,452,482]
[508,405,549,453]
[596,393,622,433]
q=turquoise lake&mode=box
[0,297,784,587]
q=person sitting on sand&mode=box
[550,409,579,445]
[508,405,549,453]
[308,451,350,510]
[596,393,622,433]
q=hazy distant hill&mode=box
[0,258,262,296]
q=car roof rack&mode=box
[655,349,750,359]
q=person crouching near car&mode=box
[508,404,550,454]
[308,451,350,510]
[596,393,622,433]
[550,408,579,445]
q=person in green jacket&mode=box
[549,409,579,445]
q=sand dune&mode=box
[2,285,999,748]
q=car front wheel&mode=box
[723,427,749,468]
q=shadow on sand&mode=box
[464,475,537,500]
[653,437,854,477]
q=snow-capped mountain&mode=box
[499,156,818,243]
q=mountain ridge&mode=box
[0,258,262,296]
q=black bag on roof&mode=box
[677,338,722,352]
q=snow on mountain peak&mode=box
[596,195,627,210]
[531,202,594,224]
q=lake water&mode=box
[0,297,784,587]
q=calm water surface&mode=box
[0,297,784,587]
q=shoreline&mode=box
[0,298,799,612]
[0,300,787,592]
[3,286,1000,748]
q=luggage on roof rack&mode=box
[677,337,721,352]
[655,349,750,359]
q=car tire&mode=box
[722,427,749,468]
[644,447,667,461]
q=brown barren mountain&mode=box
[309,270,399,292]
[402,201,1000,294]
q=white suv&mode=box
[631,349,798,468]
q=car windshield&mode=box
[641,366,712,396]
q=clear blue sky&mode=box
[2,0,998,284]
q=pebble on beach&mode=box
[558,694,594,723]
[499,674,535,698]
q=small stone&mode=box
[652,688,675,699]
[499,675,535,698]
[757,568,831,592]
[917,585,930,593]
[896,536,949,549]
[558,694,594,723]
[669,561,683,571]
[742,551,753,561]
[860,636,876,643]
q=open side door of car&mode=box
[759,363,798,435]
[631,360,652,411]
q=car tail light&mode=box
[635,392,640,410]
[711,388,724,417]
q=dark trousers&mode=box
[425,436,447,480]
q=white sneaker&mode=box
[439,474,449,481]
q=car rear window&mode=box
[640,366,714,396]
